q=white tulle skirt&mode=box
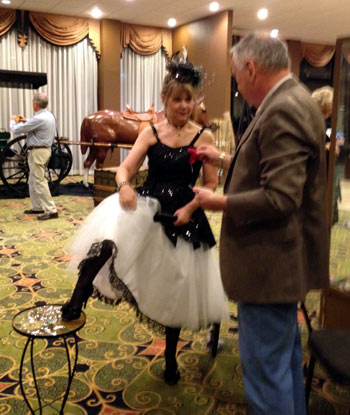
[67,193,229,330]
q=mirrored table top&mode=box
[12,304,86,338]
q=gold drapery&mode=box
[302,43,335,67]
[29,12,100,57]
[0,8,16,37]
[288,40,335,68]
[121,23,171,57]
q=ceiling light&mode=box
[2,0,11,4]
[209,2,219,12]
[90,7,102,19]
[257,8,268,20]
[168,18,176,27]
[270,29,279,38]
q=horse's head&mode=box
[192,96,210,128]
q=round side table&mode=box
[12,304,86,415]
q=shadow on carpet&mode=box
[0,182,93,199]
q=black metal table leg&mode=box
[19,337,38,415]
[60,334,79,414]
[12,305,86,415]
[30,336,43,414]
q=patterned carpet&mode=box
[0,176,349,415]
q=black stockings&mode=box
[69,240,114,309]
[164,326,181,384]
[207,323,221,358]
[165,327,181,361]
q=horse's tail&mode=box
[80,117,91,155]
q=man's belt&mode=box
[27,146,49,150]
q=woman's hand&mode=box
[118,185,137,210]
[173,205,193,226]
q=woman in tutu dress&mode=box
[61,61,228,385]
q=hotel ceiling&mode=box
[3,0,350,44]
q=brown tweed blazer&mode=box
[220,77,330,303]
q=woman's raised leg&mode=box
[61,240,114,321]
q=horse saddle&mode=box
[122,105,158,123]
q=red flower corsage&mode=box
[188,148,199,164]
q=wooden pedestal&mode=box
[319,287,350,329]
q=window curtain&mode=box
[120,46,168,160]
[0,27,98,174]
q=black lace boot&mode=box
[164,327,181,385]
[61,240,114,321]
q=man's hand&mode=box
[193,186,227,211]
[10,115,26,122]
[195,145,220,166]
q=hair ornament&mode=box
[166,49,203,87]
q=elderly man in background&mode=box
[194,33,330,415]
[10,92,58,220]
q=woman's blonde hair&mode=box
[311,86,334,115]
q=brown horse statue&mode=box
[80,97,210,186]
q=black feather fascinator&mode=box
[166,60,203,87]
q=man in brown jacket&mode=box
[194,33,329,415]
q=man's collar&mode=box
[256,74,293,114]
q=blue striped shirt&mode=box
[9,109,56,148]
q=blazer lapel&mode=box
[224,112,261,193]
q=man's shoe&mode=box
[37,212,59,221]
[24,209,44,214]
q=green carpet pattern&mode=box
[0,177,348,414]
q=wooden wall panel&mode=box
[172,11,233,119]
[98,19,121,111]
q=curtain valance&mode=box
[0,8,16,37]
[29,12,100,57]
[121,23,171,58]
[0,8,100,57]
[302,43,335,67]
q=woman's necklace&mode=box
[175,125,184,136]
[168,119,188,136]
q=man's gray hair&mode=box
[33,92,48,109]
[231,33,290,72]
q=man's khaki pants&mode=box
[28,148,57,214]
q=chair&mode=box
[300,302,350,411]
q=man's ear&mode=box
[246,60,256,83]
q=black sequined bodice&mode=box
[137,125,215,249]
